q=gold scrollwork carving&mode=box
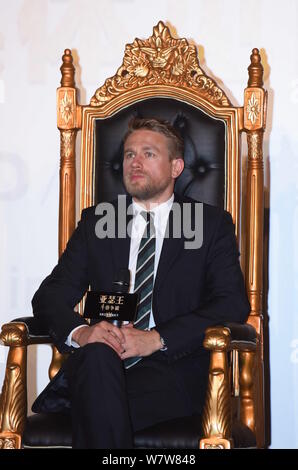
[59,91,74,125]
[204,327,231,351]
[244,88,264,130]
[0,433,21,449]
[247,131,263,161]
[201,330,232,446]
[205,444,224,449]
[0,324,28,347]
[202,368,231,438]
[0,365,26,434]
[0,438,15,449]
[60,130,76,161]
[57,88,77,130]
[201,443,224,449]
[200,436,232,449]
[91,21,230,107]
[246,92,260,125]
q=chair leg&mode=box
[200,327,233,449]
[200,436,232,449]
[239,350,256,434]
[0,431,22,449]
[0,324,28,449]
[0,358,26,449]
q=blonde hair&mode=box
[124,117,184,161]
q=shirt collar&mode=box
[132,194,174,219]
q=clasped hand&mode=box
[72,321,162,360]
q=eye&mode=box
[125,152,134,159]
[145,151,155,158]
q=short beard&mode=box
[123,175,172,201]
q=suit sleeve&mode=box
[32,210,90,353]
[154,210,251,360]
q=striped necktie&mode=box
[124,211,156,369]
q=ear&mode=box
[171,158,184,179]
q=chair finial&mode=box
[60,49,75,88]
[247,48,263,88]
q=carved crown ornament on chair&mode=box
[90,21,229,107]
[0,21,267,449]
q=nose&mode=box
[131,153,143,168]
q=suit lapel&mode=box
[109,194,186,290]
[110,196,133,278]
[154,194,185,293]
[110,234,131,275]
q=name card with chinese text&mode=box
[83,291,139,324]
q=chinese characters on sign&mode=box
[99,295,125,318]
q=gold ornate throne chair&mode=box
[0,21,267,449]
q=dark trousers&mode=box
[63,342,208,449]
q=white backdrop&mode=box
[0,0,297,449]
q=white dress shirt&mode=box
[66,194,174,347]
[128,195,174,328]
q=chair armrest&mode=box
[0,322,31,448]
[203,323,257,353]
[0,317,52,346]
[0,317,53,448]
[200,323,257,449]
[222,322,257,351]
[200,326,233,448]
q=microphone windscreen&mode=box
[113,268,130,293]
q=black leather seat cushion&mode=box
[94,97,226,207]
[23,413,256,449]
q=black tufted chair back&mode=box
[94,98,226,208]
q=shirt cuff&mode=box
[65,325,89,348]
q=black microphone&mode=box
[110,268,130,326]
[112,268,130,294]
[83,268,138,326]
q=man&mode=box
[32,118,250,448]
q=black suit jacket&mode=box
[32,193,250,412]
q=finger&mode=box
[98,320,116,331]
[102,332,124,354]
[121,350,138,360]
[108,324,126,343]
[95,322,124,344]
[91,326,123,350]
[121,323,134,329]
[107,330,122,344]
[120,351,129,359]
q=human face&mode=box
[123,129,184,207]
